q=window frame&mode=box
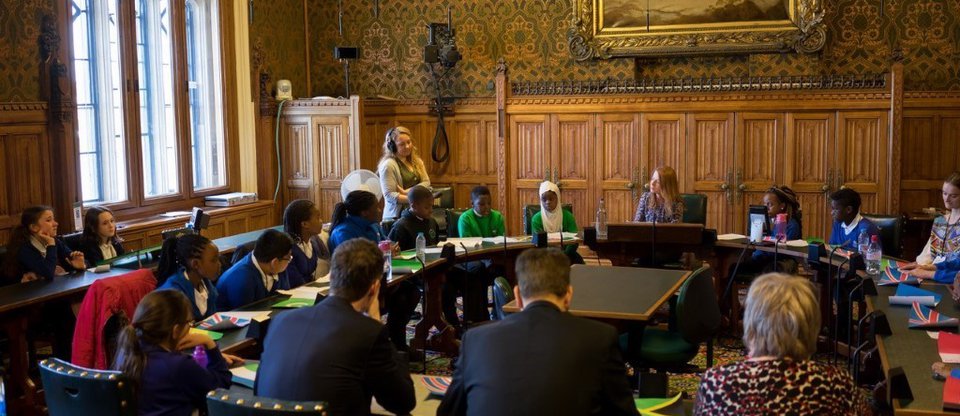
[68,0,240,219]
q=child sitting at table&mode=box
[216,229,293,310]
[78,206,126,268]
[156,233,221,320]
[828,188,879,252]
[113,290,233,416]
[3,205,86,284]
[531,181,584,264]
[283,199,330,287]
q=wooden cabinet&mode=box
[685,113,736,232]
[279,98,361,222]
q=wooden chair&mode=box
[39,358,136,416]
[206,388,328,415]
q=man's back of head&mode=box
[515,247,572,308]
[329,238,383,302]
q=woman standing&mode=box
[378,126,431,221]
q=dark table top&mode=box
[503,265,691,321]
[871,281,954,414]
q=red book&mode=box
[944,375,960,411]
[940,332,960,363]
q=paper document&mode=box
[424,246,466,255]
[278,286,327,299]
[547,232,579,241]
[230,361,259,389]
[442,237,483,248]
[889,284,941,307]
[482,236,527,244]
[717,234,747,241]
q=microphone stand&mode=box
[826,241,848,347]
[834,256,851,364]
[773,235,783,273]
[721,240,754,315]
[414,255,428,370]
[650,219,657,268]
[459,242,472,329]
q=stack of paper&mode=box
[547,232,579,242]
[273,286,326,308]
[878,266,919,286]
[938,332,960,363]
[442,237,483,248]
[481,236,527,244]
[230,360,259,389]
[889,284,941,307]
[908,302,958,328]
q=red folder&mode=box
[944,375,960,411]
[939,332,960,363]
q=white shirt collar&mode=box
[183,272,208,316]
[297,239,313,260]
[99,242,117,261]
[251,255,278,292]
[30,236,48,255]
[842,213,863,235]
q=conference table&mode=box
[0,227,277,416]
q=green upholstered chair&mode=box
[862,213,903,258]
[680,194,707,225]
[40,358,136,416]
[491,277,514,320]
[445,208,468,239]
[637,266,721,369]
[206,388,328,415]
[522,203,573,235]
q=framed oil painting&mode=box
[568,0,826,61]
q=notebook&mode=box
[945,373,960,411]
[890,284,941,307]
[230,361,259,389]
[938,332,960,363]
[908,302,958,328]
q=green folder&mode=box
[635,393,682,415]
[392,258,423,274]
[272,298,314,308]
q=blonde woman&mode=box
[694,273,872,415]
[378,126,431,221]
[633,166,684,223]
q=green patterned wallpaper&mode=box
[308,0,960,99]
[249,0,307,99]
[0,0,53,102]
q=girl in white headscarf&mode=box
[531,181,584,263]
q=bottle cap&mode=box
[378,240,391,251]
[776,213,788,221]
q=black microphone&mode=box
[721,240,755,314]
[826,239,851,336]
[834,255,852,364]
[773,234,784,273]
[459,242,473,328]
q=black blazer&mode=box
[255,296,415,415]
[78,238,125,268]
[438,301,639,416]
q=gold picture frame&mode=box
[568,0,826,61]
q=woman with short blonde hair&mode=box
[378,126,431,221]
[694,273,873,415]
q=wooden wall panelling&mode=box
[685,113,735,233]
[900,111,960,214]
[784,112,835,239]
[281,115,315,206]
[597,113,641,223]
[552,114,595,228]
[837,111,889,214]
[0,122,54,240]
[315,116,352,221]
[640,113,686,192]
[733,112,784,234]
[508,114,550,233]
[361,118,392,171]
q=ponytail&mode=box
[3,205,54,283]
[331,202,348,231]
[112,290,192,395]
[155,234,212,286]
[331,190,378,230]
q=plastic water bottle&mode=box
[866,235,882,275]
[774,213,788,241]
[192,345,208,368]
[416,232,426,263]
[596,198,608,239]
[857,229,870,253]
[378,240,393,280]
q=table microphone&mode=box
[721,240,755,314]
[459,242,473,328]
[772,234,785,273]
[826,239,851,341]
[650,218,657,267]
[834,255,852,364]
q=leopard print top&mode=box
[694,359,872,415]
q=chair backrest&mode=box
[680,194,707,225]
[522,204,573,235]
[39,358,136,416]
[433,186,454,209]
[861,213,903,258]
[231,241,257,266]
[206,388,328,416]
[432,210,448,239]
[380,219,396,237]
[491,277,514,320]
[675,266,721,345]
[62,231,84,250]
[445,208,468,238]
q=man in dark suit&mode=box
[438,248,639,416]
[255,238,416,415]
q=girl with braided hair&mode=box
[155,233,221,320]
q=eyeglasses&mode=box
[280,255,294,262]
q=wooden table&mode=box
[0,226,276,416]
[502,265,691,321]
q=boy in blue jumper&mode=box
[828,188,880,251]
[216,229,293,310]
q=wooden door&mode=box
[315,116,352,222]
[900,112,960,214]
[640,113,686,194]
[837,111,889,214]
[451,117,500,210]
[552,114,595,228]
[733,113,784,235]
[508,114,551,233]
[686,113,735,233]
[281,115,316,206]
[784,113,835,239]
[596,113,640,223]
